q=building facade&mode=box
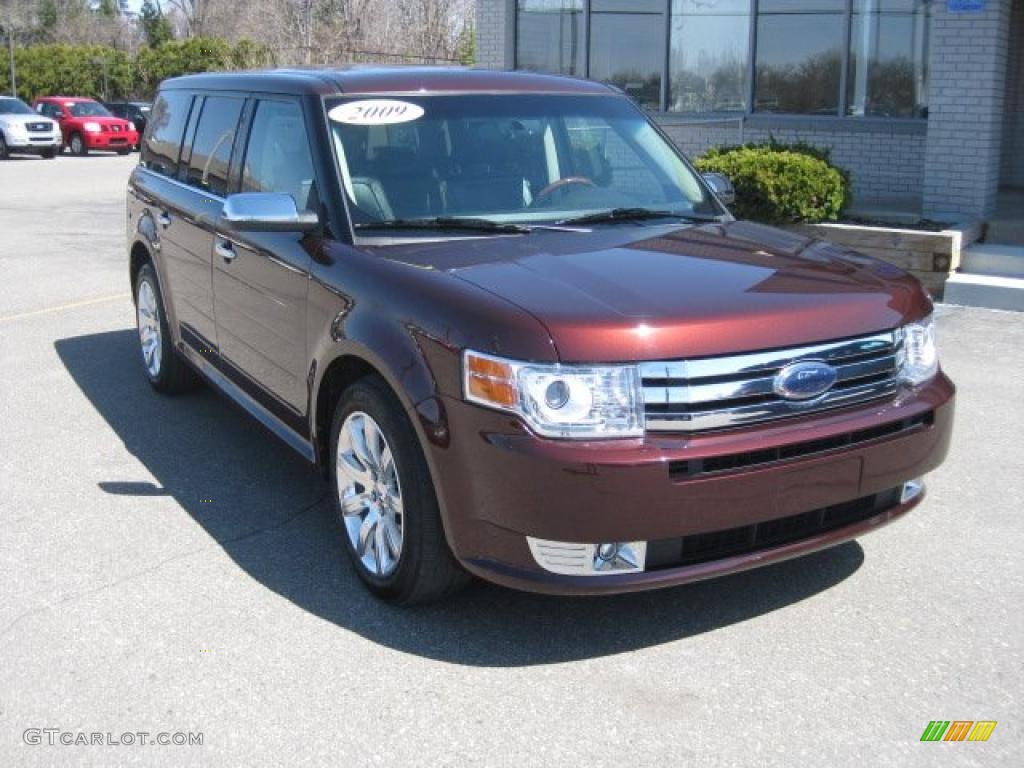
[476,0,1021,223]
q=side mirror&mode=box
[220,193,319,233]
[702,172,736,206]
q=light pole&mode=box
[92,57,109,102]
[5,22,15,97]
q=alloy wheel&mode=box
[136,278,162,377]
[336,411,404,577]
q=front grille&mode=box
[670,411,933,480]
[27,122,50,132]
[640,330,902,432]
[644,488,901,570]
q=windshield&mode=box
[68,102,111,118]
[0,98,35,115]
[326,94,719,230]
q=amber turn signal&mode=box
[465,352,518,408]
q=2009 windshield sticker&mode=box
[328,100,424,126]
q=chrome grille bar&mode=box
[641,330,902,432]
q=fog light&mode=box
[527,537,647,576]
[901,478,924,503]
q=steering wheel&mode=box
[532,176,595,205]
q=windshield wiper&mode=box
[354,217,530,234]
[557,207,722,226]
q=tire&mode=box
[41,147,57,160]
[70,133,88,156]
[0,133,8,160]
[134,262,199,394]
[329,376,468,604]
[117,147,131,156]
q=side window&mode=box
[240,100,317,213]
[142,92,193,178]
[185,96,244,197]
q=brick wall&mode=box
[476,0,514,70]
[1001,0,1024,188]
[659,119,926,209]
[922,0,1013,219]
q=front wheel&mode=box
[330,377,467,604]
[70,133,88,156]
[41,147,57,159]
[0,134,9,160]
[117,147,131,156]
[134,262,199,393]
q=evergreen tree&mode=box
[140,0,173,48]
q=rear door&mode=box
[163,93,245,352]
[212,96,318,419]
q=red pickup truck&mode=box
[33,96,138,156]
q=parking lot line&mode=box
[0,293,129,323]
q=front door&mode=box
[212,97,318,421]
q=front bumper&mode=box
[83,131,138,149]
[426,373,955,595]
[5,134,62,151]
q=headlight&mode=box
[463,351,644,439]
[898,314,938,385]
[82,122,102,133]
[5,122,26,134]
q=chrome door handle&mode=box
[215,239,236,263]
[157,210,171,228]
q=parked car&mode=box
[105,101,151,150]
[0,96,61,159]
[127,69,954,604]
[33,96,138,156]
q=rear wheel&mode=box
[134,262,199,394]
[70,133,88,156]
[330,377,468,604]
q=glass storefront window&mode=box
[516,1,584,77]
[588,11,665,111]
[847,0,930,118]
[670,0,751,113]
[754,1,845,115]
[513,0,930,118]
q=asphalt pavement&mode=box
[0,153,1020,767]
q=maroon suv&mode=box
[127,68,954,604]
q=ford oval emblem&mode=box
[773,361,838,401]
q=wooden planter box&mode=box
[787,221,982,298]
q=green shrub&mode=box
[695,142,850,225]
[0,39,274,103]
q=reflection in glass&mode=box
[669,0,750,113]
[847,0,930,117]
[516,1,584,76]
[589,13,665,111]
[755,12,844,114]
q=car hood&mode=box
[366,220,930,362]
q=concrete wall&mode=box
[1001,0,1024,189]
[922,0,1013,219]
